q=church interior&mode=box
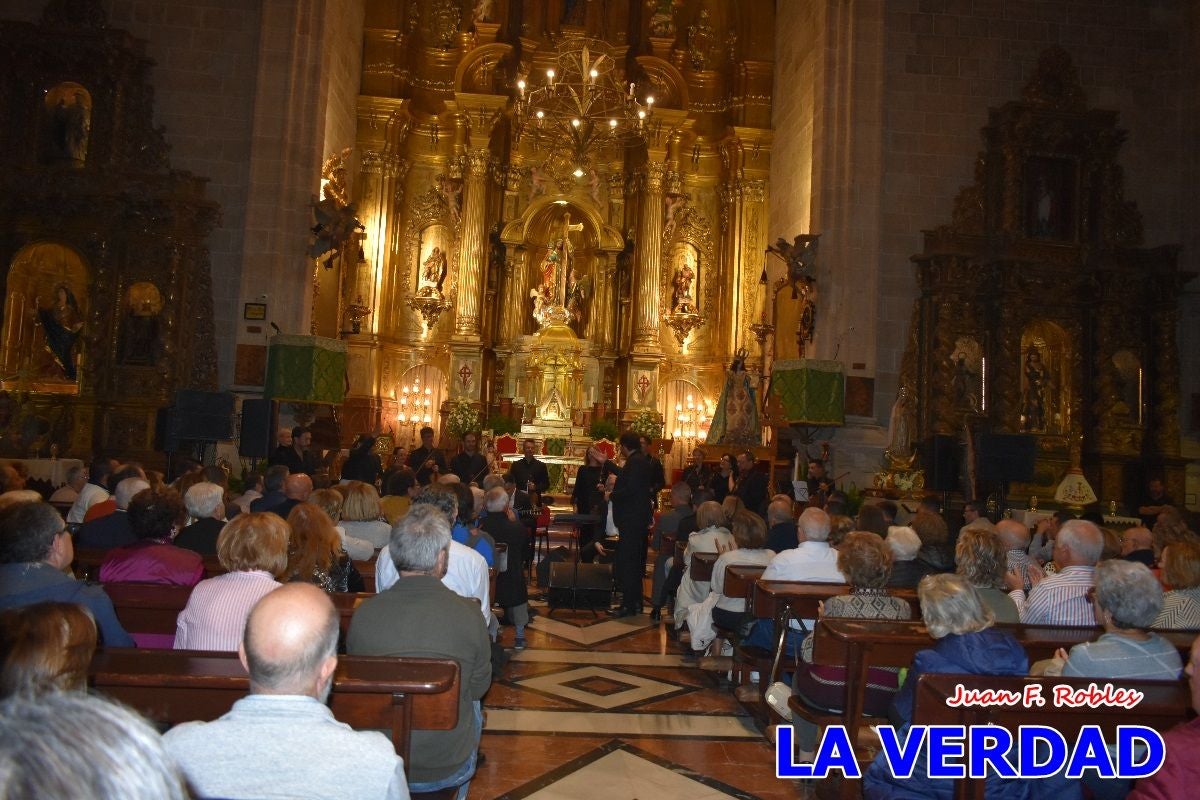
[1,0,1200,797]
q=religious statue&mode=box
[706,350,760,446]
[1022,348,1048,431]
[687,7,715,71]
[438,176,462,225]
[35,284,84,381]
[949,337,982,412]
[422,247,448,293]
[884,387,917,469]
[564,268,592,336]
[646,0,675,36]
[118,283,163,366]
[531,212,584,328]
[309,148,363,268]
[671,261,695,313]
[48,89,90,164]
[473,0,494,23]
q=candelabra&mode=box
[512,36,655,171]
[396,380,433,444]
[671,394,711,459]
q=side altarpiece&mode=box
[0,1,219,462]
[899,48,1193,506]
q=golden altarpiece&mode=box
[899,48,1193,506]
[0,1,218,462]
[316,0,777,472]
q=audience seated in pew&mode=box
[174,481,227,556]
[99,487,202,588]
[174,512,288,652]
[285,502,364,594]
[0,501,134,647]
[0,691,190,800]
[686,510,774,659]
[1154,538,1200,630]
[377,488,495,636]
[674,500,736,622]
[1005,519,1103,626]
[310,486,375,562]
[780,531,914,753]
[1036,559,1183,681]
[479,486,531,649]
[910,510,955,573]
[164,583,409,800]
[340,481,393,552]
[1,600,97,697]
[77,477,148,550]
[348,504,490,800]
[955,527,1019,623]
[883,526,934,588]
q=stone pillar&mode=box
[354,149,407,331]
[633,160,667,353]
[454,148,490,340]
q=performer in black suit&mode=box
[572,447,608,561]
[606,432,655,617]
[680,447,712,493]
[734,450,769,520]
[510,439,550,494]
[405,426,446,485]
[449,431,489,485]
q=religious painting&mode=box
[1024,156,1077,242]
[42,82,91,166]
[948,336,983,412]
[117,282,163,366]
[1,242,89,392]
[1019,321,1071,434]
[416,224,450,297]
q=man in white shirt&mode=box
[66,456,116,524]
[761,507,844,584]
[49,464,87,506]
[164,583,408,800]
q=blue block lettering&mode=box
[968,725,1018,779]
[1018,725,1068,778]
[775,725,862,779]
[876,725,926,779]
[1114,726,1165,779]
[1065,726,1117,779]
[926,726,967,779]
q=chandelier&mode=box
[513,36,655,170]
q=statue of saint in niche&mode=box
[422,247,448,293]
[671,260,695,313]
[44,85,91,165]
[118,282,163,366]
[35,284,84,380]
[1021,348,1049,432]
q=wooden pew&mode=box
[724,564,766,603]
[690,550,718,581]
[90,648,459,767]
[73,547,223,581]
[912,672,1190,800]
[353,558,377,593]
[104,582,374,646]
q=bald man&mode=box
[270,473,313,520]
[1121,526,1156,567]
[164,584,408,799]
[995,519,1035,593]
[1005,519,1103,627]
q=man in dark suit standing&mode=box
[269,426,319,476]
[607,432,654,618]
[734,450,769,520]
[509,439,549,495]
[449,432,489,486]
[405,426,446,486]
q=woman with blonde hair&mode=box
[954,527,1018,622]
[673,500,736,622]
[0,601,97,696]
[285,502,364,593]
[173,513,290,651]
[338,481,391,551]
[310,487,373,561]
[1154,538,1200,629]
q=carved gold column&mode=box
[453,147,490,340]
[496,247,525,347]
[633,160,667,353]
[595,253,616,355]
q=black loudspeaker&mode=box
[154,406,179,452]
[977,434,1037,484]
[239,399,272,458]
[922,435,960,492]
[548,561,613,610]
[173,390,235,442]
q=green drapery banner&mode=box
[768,359,845,426]
[264,334,347,404]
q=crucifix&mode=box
[554,211,584,307]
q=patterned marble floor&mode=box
[467,551,807,800]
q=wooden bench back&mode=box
[751,580,921,621]
[89,648,459,766]
[78,548,378,592]
[913,672,1190,800]
[723,564,766,601]
[690,551,718,582]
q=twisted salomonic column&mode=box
[454,148,490,339]
[633,161,667,352]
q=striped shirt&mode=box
[1153,587,1200,631]
[1006,549,1036,593]
[174,571,282,652]
[1008,565,1094,626]
[1063,632,1183,680]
